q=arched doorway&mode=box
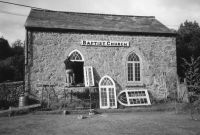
[99,75,117,109]
[69,49,84,85]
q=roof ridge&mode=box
[31,8,155,19]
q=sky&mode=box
[0,0,200,44]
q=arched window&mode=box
[99,75,117,109]
[69,49,84,62]
[127,52,141,82]
[68,50,84,84]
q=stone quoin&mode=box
[24,9,177,109]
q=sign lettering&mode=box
[81,40,129,47]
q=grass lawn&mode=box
[0,112,200,135]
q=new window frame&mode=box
[84,66,94,87]
[117,89,151,106]
[99,75,117,109]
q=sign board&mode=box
[81,40,129,47]
[84,66,95,87]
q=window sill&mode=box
[126,82,145,87]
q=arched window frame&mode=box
[99,75,117,109]
[126,52,142,84]
[68,49,84,62]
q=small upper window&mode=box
[69,50,84,61]
[127,52,141,83]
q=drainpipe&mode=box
[24,29,29,96]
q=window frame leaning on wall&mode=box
[84,66,95,87]
[99,75,117,109]
[117,89,151,106]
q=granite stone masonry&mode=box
[26,32,176,98]
[25,9,177,108]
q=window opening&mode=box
[68,50,84,86]
[127,52,141,82]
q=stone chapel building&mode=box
[25,9,176,109]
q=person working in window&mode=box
[64,56,75,87]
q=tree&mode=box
[177,21,200,78]
[0,58,15,82]
[11,40,24,81]
[0,39,24,83]
[182,56,200,94]
[11,40,24,56]
[0,37,12,60]
[182,56,200,120]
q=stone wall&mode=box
[26,31,176,101]
[0,81,24,109]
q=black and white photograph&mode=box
[0,0,200,135]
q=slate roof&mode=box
[25,9,174,35]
